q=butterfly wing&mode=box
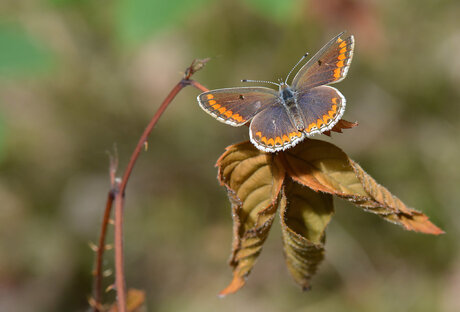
[249,105,305,152]
[297,86,346,135]
[197,87,279,126]
[291,32,354,91]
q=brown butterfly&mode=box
[197,32,354,152]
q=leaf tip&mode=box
[218,275,246,297]
[401,214,445,235]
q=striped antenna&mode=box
[241,79,280,87]
[284,52,309,84]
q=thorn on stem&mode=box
[103,269,113,277]
[106,284,116,293]
[88,296,97,308]
[105,244,114,251]
[144,141,148,151]
[88,242,98,252]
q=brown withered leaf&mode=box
[323,119,358,136]
[213,139,443,295]
[279,139,444,235]
[109,288,146,312]
[280,179,334,290]
[216,141,285,296]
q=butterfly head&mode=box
[279,83,295,101]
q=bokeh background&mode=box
[1,0,459,311]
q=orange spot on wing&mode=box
[274,137,283,145]
[340,47,347,54]
[282,135,290,143]
[334,68,341,78]
[316,119,324,127]
[289,132,301,139]
[338,54,346,61]
[327,110,334,118]
[208,100,216,105]
[337,38,343,43]
[212,104,221,110]
[261,136,268,144]
[218,107,226,114]
[232,114,243,122]
[336,61,344,68]
[225,110,233,118]
[207,94,214,99]
[307,123,316,132]
[339,41,347,48]
[332,97,338,105]
[267,138,275,146]
[332,104,337,113]
[255,131,262,138]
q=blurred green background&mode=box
[0,0,459,311]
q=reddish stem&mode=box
[92,58,210,311]
[92,58,210,312]
[92,190,115,311]
[189,80,209,93]
[115,81,188,312]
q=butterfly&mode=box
[197,32,354,153]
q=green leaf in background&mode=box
[243,0,301,22]
[0,23,54,77]
[116,0,209,47]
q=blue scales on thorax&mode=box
[279,83,305,131]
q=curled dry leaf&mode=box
[217,142,285,296]
[214,138,443,295]
[280,180,334,290]
[323,119,358,136]
[109,288,146,312]
[279,139,444,234]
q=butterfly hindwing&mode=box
[292,32,354,91]
[197,87,279,126]
[249,105,304,152]
[197,32,354,153]
[296,85,346,135]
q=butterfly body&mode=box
[198,32,354,153]
[279,83,305,131]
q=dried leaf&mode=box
[280,139,443,235]
[109,288,146,312]
[280,179,334,290]
[323,119,358,136]
[216,142,285,296]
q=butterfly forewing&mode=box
[197,32,354,153]
[292,32,354,91]
[197,87,279,126]
[249,105,305,152]
[297,86,346,135]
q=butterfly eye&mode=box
[239,95,245,100]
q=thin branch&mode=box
[189,79,209,93]
[92,150,119,312]
[92,58,210,312]
[91,190,115,312]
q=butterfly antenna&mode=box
[241,79,280,87]
[284,52,309,84]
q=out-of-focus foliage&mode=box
[0,23,54,77]
[116,0,211,47]
[0,0,459,311]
